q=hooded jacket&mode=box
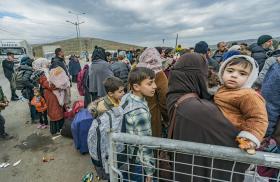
[17,64,34,89]
[250,43,271,71]
[215,55,268,147]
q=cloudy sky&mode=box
[0,0,279,47]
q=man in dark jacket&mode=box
[212,41,227,63]
[250,34,273,71]
[68,55,81,83]
[49,48,69,76]
[110,55,130,91]
[2,52,19,101]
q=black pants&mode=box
[0,113,5,135]
[50,119,64,135]
[71,75,77,83]
[39,111,48,125]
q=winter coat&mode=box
[31,96,47,113]
[39,75,64,121]
[17,65,34,88]
[214,86,268,146]
[250,43,271,71]
[2,59,15,81]
[261,62,280,136]
[87,95,115,118]
[68,58,81,76]
[88,59,114,96]
[212,50,224,63]
[145,70,168,137]
[255,56,278,87]
[110,61,130,87]
[50,56,69,76]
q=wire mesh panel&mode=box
[108,133,280,182]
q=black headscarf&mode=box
[92,46,107,61]
[167,53,211,116]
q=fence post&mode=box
[109,132,118,182]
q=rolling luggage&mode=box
[71,109,93,154]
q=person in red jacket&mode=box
[31,88,48,129]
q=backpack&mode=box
[87,106,125,171]
[77,64,89,96]
[87,94,148,172]
[15,70,26,90]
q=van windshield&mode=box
[0,47,25,55]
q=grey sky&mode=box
[0,0,279,47]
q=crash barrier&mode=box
[108,133,280,182]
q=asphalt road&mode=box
[0,63,103,182]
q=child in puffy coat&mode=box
[31,88,48,129]
[214,55,268,154]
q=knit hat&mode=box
[221,50,241,62]
[218,55,259,88]
[194,41,208,54]
[257,35,272,45]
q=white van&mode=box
[0,40,33,65]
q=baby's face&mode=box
[222,64,251,89]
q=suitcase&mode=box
[71,109,93,154]
[61,117,74,138]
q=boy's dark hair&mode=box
[128,67,155,89]
[225,57,253,72]
[103,77,124,93]
[55,48,62,56]
[7,52,14,56]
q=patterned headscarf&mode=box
[137,47,163,73]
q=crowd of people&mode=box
[0,34,280,181]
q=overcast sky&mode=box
[0,0,279,47]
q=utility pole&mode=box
[66,20,81,39]
[162,38,165,45]
[67,11,86,56]
[175,33,178,48]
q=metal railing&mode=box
[108,132,280,182]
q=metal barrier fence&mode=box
[108,133,280,182]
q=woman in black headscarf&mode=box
[87,46,113,103]
[167,53,248,182]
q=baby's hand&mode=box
[236,137,256,155]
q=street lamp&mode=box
[68,11,86,37]
[65,20,85,39]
